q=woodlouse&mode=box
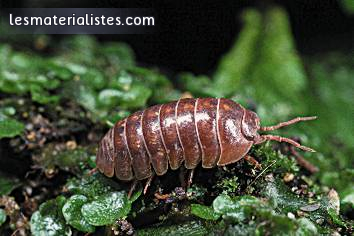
[96,98,316,191]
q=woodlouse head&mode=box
[241,108,317,152]
[241,109,261,141]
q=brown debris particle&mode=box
[283,173,295,183]
[66,140,77,150]
[300,203,320,212]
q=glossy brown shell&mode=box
[97,98,253,181]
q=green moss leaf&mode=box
[126,67,180,103]
[129,189,142,203]
[33,144,94,172]
[191,204,220,220]
[62,195,95,233]
[65,174,118,199]
[30,85,60,104]
[341,188,354,211]
[340,0,354,14]
[97,89,124,108]
[81,191,131,226]
[328,208,346,227]
[179,73,215,97]
[251,7,307,102]
[137,221,209,236]
[81,69,106,89]
[0,209,7,226]
[46,61,73,80]
[213,195,266,222]
[10,53,32,68]
[0,118,24,139]
[30,196,71,236]
[213,9,262,97]
[98,84,152,110]
[0,173,21,195]
[296,218,318,235]
[102,42,135,67]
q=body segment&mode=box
[142,105,169,176]
[195,98,220,168]
[176,98,202,169]
[125,111,152,180]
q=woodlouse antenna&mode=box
[260,116,317,131]
[257,116,317,152]
[259,135,316,152]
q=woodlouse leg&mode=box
[128,180,138,199]
[143,173,155,195]
[260,116,317,131]
[257,135,316,152]
[187,169,195,188]
[87,167,98,176]
[179,166,187,188]
[244,155,262,169]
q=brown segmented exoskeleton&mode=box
[96,98,316,194]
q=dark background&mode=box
[1,0,353,74]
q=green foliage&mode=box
[303,54,354,198]
[328,208,347,227]
[62,195,95,233]
[253,143,299,173]
[341,188,354,212]
[0,106,24,139]
[340,0,354,14]
[0,118,24,139]
[250,7,307,104]
[216,176,239,195]
[306,53,354,149]
[0,36,179,126]
[191,194,321,235]
[212,195,267,222]
[320,169,354,198]
[181,7,307,124]
[182,7,353,231]
[0,208,6,226]
[137,221,209,236]
[81,191,132,226]
[213,9,262,97]
[65,173,117,198]
[191,204,220,220]
[31,174,139,235]
[30,196,72,236]
[0,173,21,195]
[259,177,330,223]
[33,145,95,172]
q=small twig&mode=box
[10,229,20,236]
[290,146,319,174]
[244,155,262,169]
[246,160,276,190]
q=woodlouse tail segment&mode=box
[260,116,317,131]
[257,116,317,152]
